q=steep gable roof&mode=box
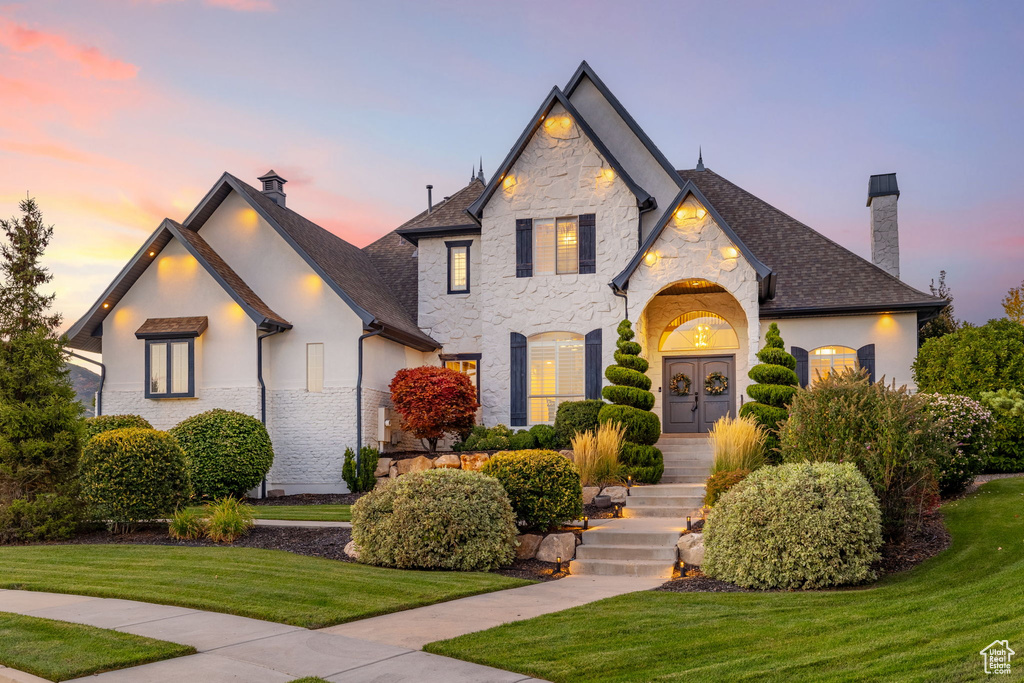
[363,229,418,323]
[396,178,484,245]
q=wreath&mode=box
[705,371,728,395]
[669,372,691,396]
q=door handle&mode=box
[691,392,699,413]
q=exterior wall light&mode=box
[722,246,739,259]
[674,207,688,220]
[102,303,109,309]
[696,208,708,219]
[543,115,573,133]
[148,251,156,257]
[644,251,659,266]
[600,168,615,181]
[502,175,517,191]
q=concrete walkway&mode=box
[321,573,664,649]
[0,589,543,682]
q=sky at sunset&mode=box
[2,0,1022,337]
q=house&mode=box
[67,62,946,494]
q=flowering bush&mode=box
[920,393,994,495]
[390,367,479,452]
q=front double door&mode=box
[663,355,736,433]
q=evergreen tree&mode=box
[0,197,83,542]
[598,319,663,483]
[739,323,797,459]
[919,270,959,342]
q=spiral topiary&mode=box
[739,322,797,459]
[598,319,663,483]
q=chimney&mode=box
[257,170,287,207]
[426,184,433,214]
[867,173,900,279]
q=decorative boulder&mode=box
[593,494,612,509]
[344,540,361,560]
[396,455,433,476]
[516,533,543,560]
[267,489,285,498]
[374,477,391,489]
[559,450,575,460]
[389,465,398,479]
[374,458,392,478]
[535,532,576,564]
[460,452,490,471]
[601,486,628,504]
[434,454,462,469]
[582,486,600,505]
[677,532,705,566]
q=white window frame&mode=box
[809,345,859,381]
[527,332,584,424]
[533,216,579,276]
[306,343,324,392]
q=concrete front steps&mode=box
[657,434,713,484]
[570,519,683,578]
[622,483,705,518]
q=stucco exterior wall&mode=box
[417,235,481,354]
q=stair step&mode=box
[568,559,675,578]
[629,484,704,497]
[628,497,704,508]
[575,545,677,561]
[624,505,702,518]
[582,530,681,546]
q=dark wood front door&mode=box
[663,355,736,433]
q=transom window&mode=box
[146,339,194,398]
[534,217,578,275]
[659,311,739,351]
[810,346,859,380]
[528,332,584,423]
[446,240,471,294]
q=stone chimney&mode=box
[257,170,287,207]
[867,173,900,279]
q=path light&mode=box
[627,475,632,495]
[614,504,622,518]
[556,556,562,574]
[583,516,589,530]
[686,515,692,531]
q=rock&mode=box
[388,465,398,479]
[536,533,577,564]
[434,454,462,469]
[396,455,433,476]
[559,450,574,460]
[593,494,612,509]
[601,486,628,504]
[460,453,490,471]
[677,532,705,566]
[582,486,600,505]
[374,457,392,478]
[516,534,543,560]
[374,477,391,489]
[344,540,361,561]
[266,489,285,498]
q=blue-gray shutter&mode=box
[515,219,532,278]
[857,344,876,383]
[792,346,808,388]
[585,328,602,399]
[578,213,596,274]
[510,332,527,426]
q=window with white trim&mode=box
[306,343,324,392]
[533,217,578,275]
[809,345,858,381]
[443,356,480,400]
[528,332,584,423]
[146,339,194,398]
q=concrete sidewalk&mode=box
[320,574,664,649]
[0,589,543,682]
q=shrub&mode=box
[455,424,546,451]
[703,462,883,589]
[481,450,582,531]
[529,423,563,449]
[351,468,517,570]
[170,409,274,500]
[780,369,948,540]
[571,422,625,487]
[619,443,665,484]
[979,389,1024,472]
[205,497,255,543]
[599,404,660,447]
[342,446,379,493]
[604,366,651,390]
[554,399,605,443]
[599,320,662,446]
[710,415,766,474]
[168,507,206,540]
[913,319,1024,396]
[921,393,994,495]
[84,414,152,441]
[390,366,479,452]
[703,468,750,507]
[79,428,189,532]
[739,323,797,457]
[508,430,537,450]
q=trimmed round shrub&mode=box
[170,409,274,499]
[703,468,750,507]
[921,393,994,495]
[602,386,655,411]
[599,404,660,446]
[704,462,883,589]
[739,323,797,457]
[481,450,582,531]
[528,423,563,449]
[80,428,189,532]
[613,349,649,373]
[554,399,605,443]
[509,430,538,450]
[604,366,651,390]
[352,468,517,570]
[619,443,663,484]
[84,414,152,441]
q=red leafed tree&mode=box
[389,366,479,452]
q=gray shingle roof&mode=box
[363,229,418,324]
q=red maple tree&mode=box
[389,366,479,452]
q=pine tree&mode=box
[0,197,84,542]
[920,270,959,342]
[598,319,663,483]
[739,322,797,459]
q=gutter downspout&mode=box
[257,326,285,499]
[355,324,385,475]
[68,352,106,417]
[612,285,629,320]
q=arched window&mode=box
[659,311,739,352]
[809,345,859,380]
[528,332,584,423]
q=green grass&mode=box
[188,504,352,522]
[426,478,1024,682]
[0,545,529,629]
[0,611,193,681]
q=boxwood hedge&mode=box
[170,409,273,499]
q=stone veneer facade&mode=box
[870,193,900,280]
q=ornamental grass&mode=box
[709,415,767,475]
[571,421,626,487]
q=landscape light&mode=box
[583,516,589,530]
[686,515,692,531]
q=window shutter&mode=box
[515,219,532,278]
[857,344,876,383]
[510,332,527,426]
[585,328,602,399]
[791,346,808,388]
[578,213,596,274]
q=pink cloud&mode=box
[0,17,138,80]
[205,0,275,11]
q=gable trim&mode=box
[396,223,480,246]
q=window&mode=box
[446,240,471,294]
[659,311,739,351]
[145,339,194,398]
[306,343,324,392]
[528,332,584,423]
[810,345,859,380]
[442,353,481,401]
[533,217,578,275]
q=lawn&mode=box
[426,478,1024,682]
[189,503,352,522]
[0,611,193,681]
[0,546,529,629]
